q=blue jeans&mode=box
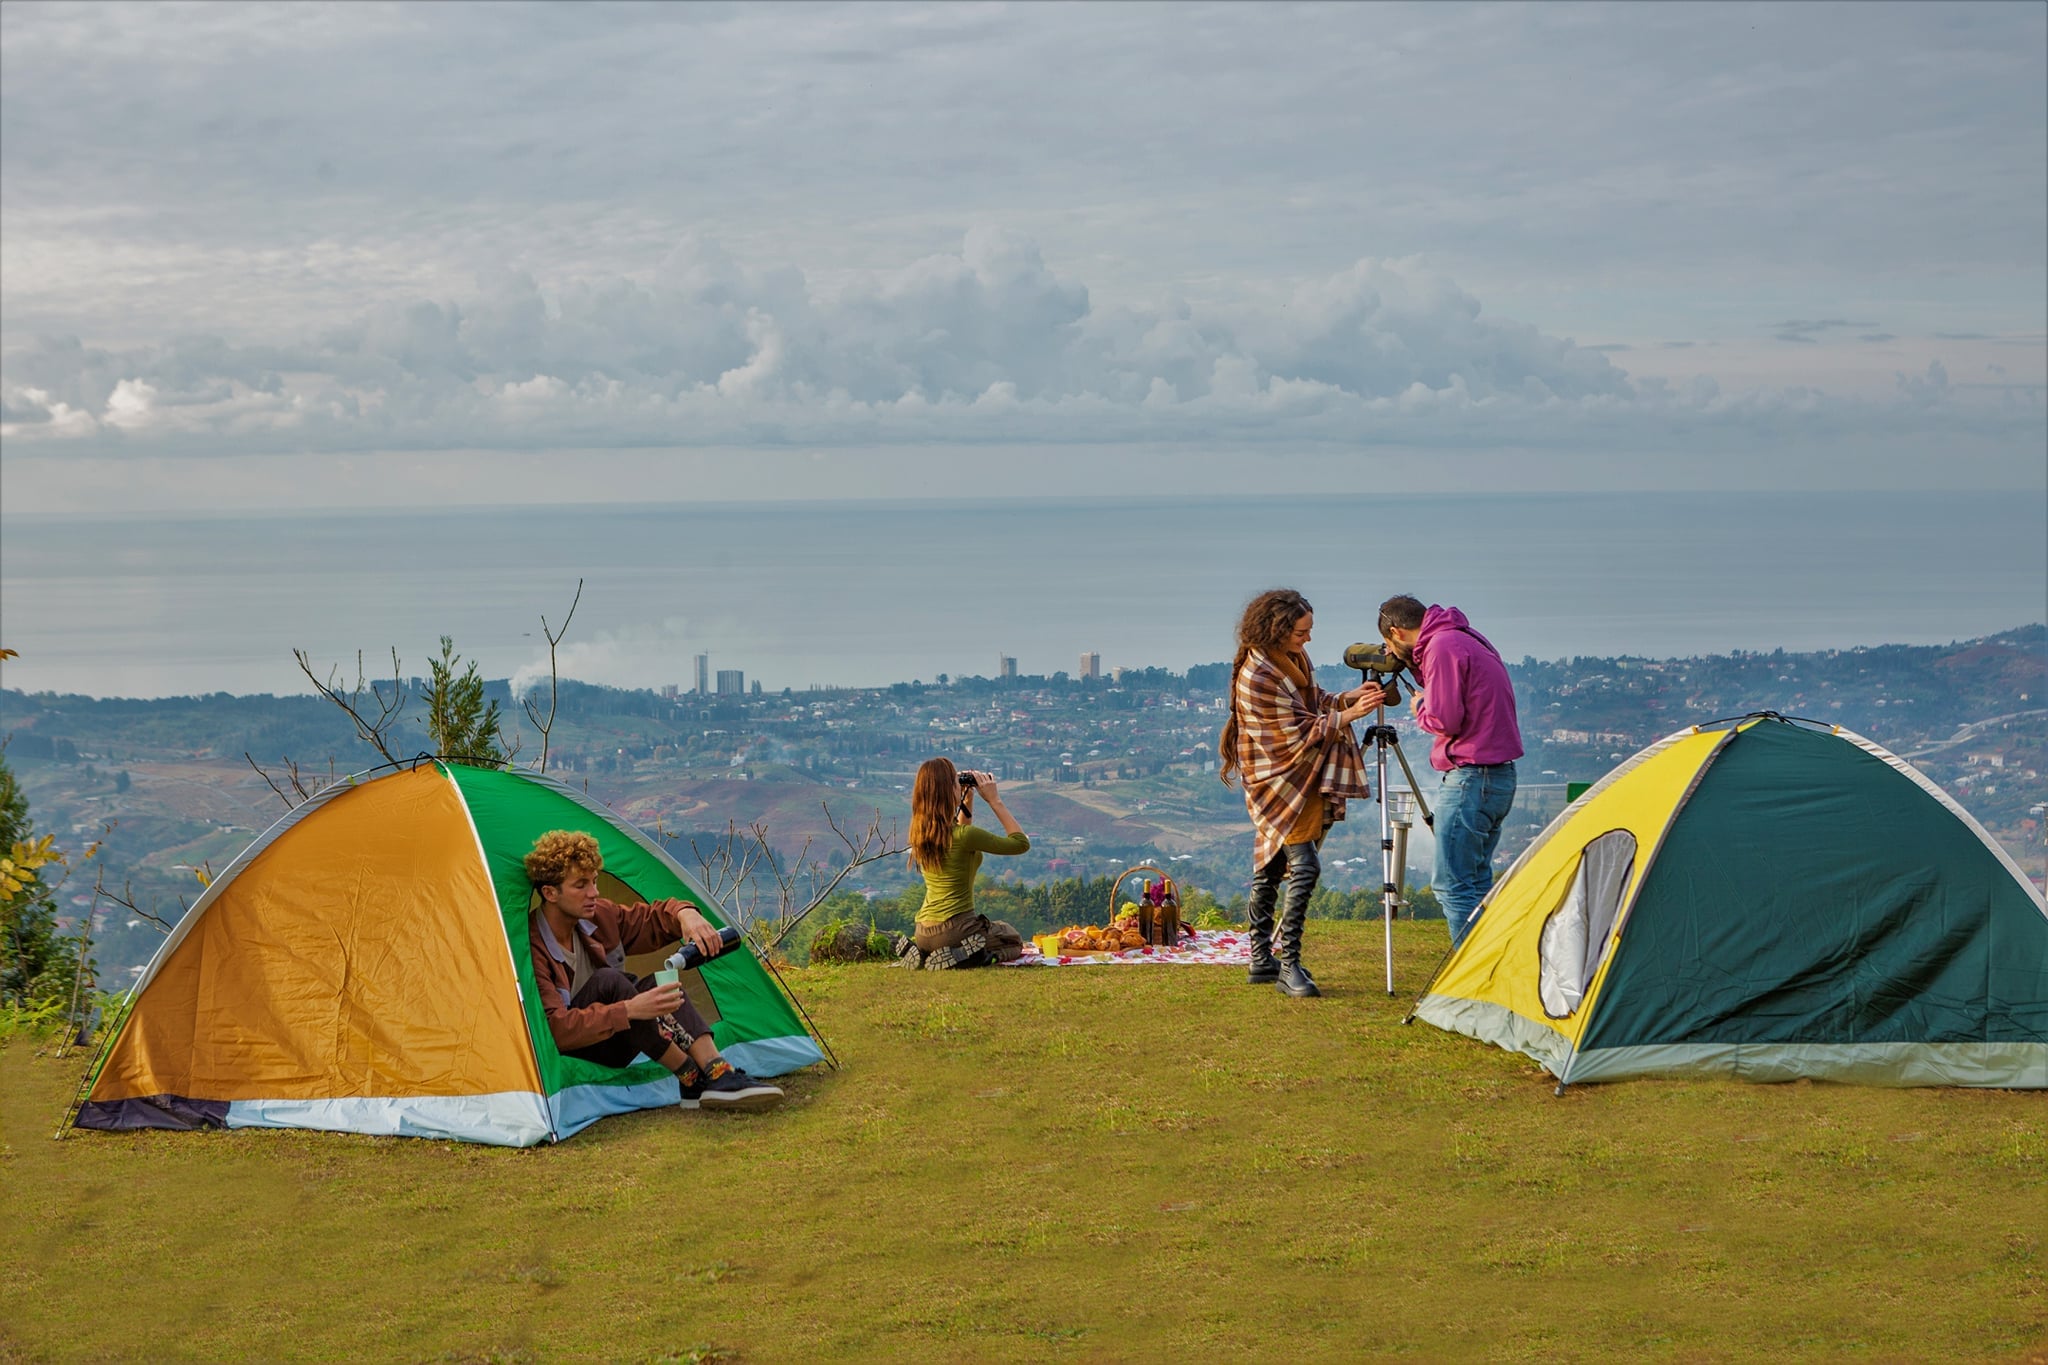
[1434,762,1517,948]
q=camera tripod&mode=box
[1346,664,1434,996]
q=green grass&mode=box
[2,922,2043,1363]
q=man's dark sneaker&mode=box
[675,1064,705,1110]
[696,1064,784,1113]
[1246,958,1281,985]
[1276,962,1321,998]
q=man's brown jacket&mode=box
[528,898,686,1052]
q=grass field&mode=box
[2,922,2043,1363]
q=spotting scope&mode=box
[1341,642,1408,708]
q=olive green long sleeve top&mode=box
[914,823,1031,926]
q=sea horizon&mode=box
[4,488,2043,700]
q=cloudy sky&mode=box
[2,0,2043,513]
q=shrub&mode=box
[1,752,92,1028]
[806,918,896,964]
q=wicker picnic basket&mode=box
[1111,864,1185,946]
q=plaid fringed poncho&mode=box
[1232,648,1371,869]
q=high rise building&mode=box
[716,669,745,696]
[693,653,710,695]
[1080,652,1101,679]
[998,655,1018,680]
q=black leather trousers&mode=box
[1247,841,1321,967]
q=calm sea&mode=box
[2,491,2043,698]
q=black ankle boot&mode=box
[1276,962,1320,997]
[1247,950,1280,985]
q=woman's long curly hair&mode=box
[1217,588,1313,788]
[907,755,966,872]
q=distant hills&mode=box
[4,626,2041,983]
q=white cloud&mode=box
[101,378,157,429]
[2,3,2042,498]
[4,3,2042,346]
[3,231,2037,468]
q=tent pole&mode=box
[1400,940,1460,1025]
[52,994,131,1140]
[754,943,840,1071]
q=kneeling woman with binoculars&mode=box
[898,756,1030,970]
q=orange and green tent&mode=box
[75,762,823,1145]
[1413,716,2048,1088]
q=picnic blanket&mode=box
[1002,928,1253,967]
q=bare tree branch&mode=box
[521,578,584,774]
[90,864,181,937]
[687,820,772,934]
[675,806,905,952]
[766,804,906,949]
[295,647,407,765]
[245,752,339,811]
[245,752,294,809]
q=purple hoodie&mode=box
[1409,605,1524,772]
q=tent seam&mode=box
[442,761,560,1143]
[1560,726,1738,1086]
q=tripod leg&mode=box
[1375,723,1396,997]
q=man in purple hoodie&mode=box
[1378,596,1523,948]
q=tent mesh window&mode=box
[1537,829,1637,1019]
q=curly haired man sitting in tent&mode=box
[525,830,783,1112]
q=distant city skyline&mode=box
[653,646,1116,699]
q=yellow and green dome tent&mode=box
[74,762,824,1145]
[1413,716,2048,1088]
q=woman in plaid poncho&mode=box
[1218,589,1382,996]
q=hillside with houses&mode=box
[3,626,2041,984]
